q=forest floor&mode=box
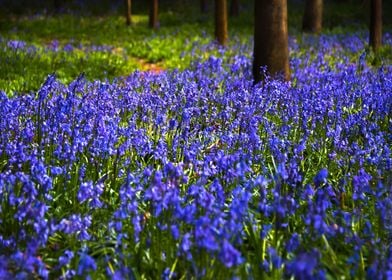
[0,1,392,279]
[0,0,390,93]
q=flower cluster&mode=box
[0,32,391,279]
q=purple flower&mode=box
[7,40,26,50]
[180,233,192,254]
[77,252,97,276]
[285,250,320,280]
[268,247,283,269]
[313,168,328,187]
[286,233,300,253]
[277,163,289,180]
[59,214,91,240]
[59,250,74,267]
[219,239,243,268]
[170,224,180,240]
[77,181,104,208]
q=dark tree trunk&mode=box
[200,0,208,13]
[369,0,382,51]
[302,0,323,33]
[149,0,159,29]
[54,0,61,13]
[125,0,132,25]
[230,0,239,17]
[215,0,228,46]
[253,0,290,82]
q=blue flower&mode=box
[286,233,300,253]
[170,224,180,240]
[59,250,74,267]
[180,233,192,260]
[219,239,243,268]
[313,168,328,187]
[268,247,282,269]
[77,252,97,276]
[285,250,320,279]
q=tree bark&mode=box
[253,0,290,82]
[54,0,61,13]
[215,0,228,46]
[369,0,382,51]
[302,0,323,33]
[149,0,159,29]
[200,0,208,13]
[125,0,132,25]
[230,0,239,17]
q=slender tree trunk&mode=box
[253,0,290,82]
[54,0,61,13]
[215,0,228,46]
[149,0,159,29]
[125,0,132,25]
[230,0,239,17]
[302,0,323,33]
[200,0,208,13]
[369,0,382,51]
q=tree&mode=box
[125,0,132,26]
[215,0,228,46]
[302,0,323,33]
[253,0,290,82]
[53,0,61,13]
[369,0,382,51]
[200,0,208,13]
[230,0,239,17]
[149,0,159,29]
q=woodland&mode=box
[0,0,391,279]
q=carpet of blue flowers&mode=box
[1,32,392,279]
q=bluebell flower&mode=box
[268,247,282,269]
[313,168,328,188]
[170,224,180,240]
[219,239,243,268]
[286,233,300,253]
[285,250,319,279]
[260,224,272,239]
[77,181,104,208]
[0,256,11,279]
[59,250,74,267]
[1,31,392,278]
[77,252,97,276]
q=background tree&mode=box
[302,0,323,33]
[125,0,132,25]
[215,0,228,46]
[53,0,61,13]
[253,0,290,82]
[149,0,159,29]
[230,0,239,17]
[200,0,208,13]
[369,0,382,51]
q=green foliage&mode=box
[0,38,139,93]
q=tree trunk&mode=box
[215,0,228,46]
[54,0,61,13]
[125,0,132,25]
[149,0,159,29]
[200,0,208,13]
[369,0,382,51]
[302,0,323,33]
[230,0,239,17]
[253,0,290,82]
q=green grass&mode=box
[0,38,140,93]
